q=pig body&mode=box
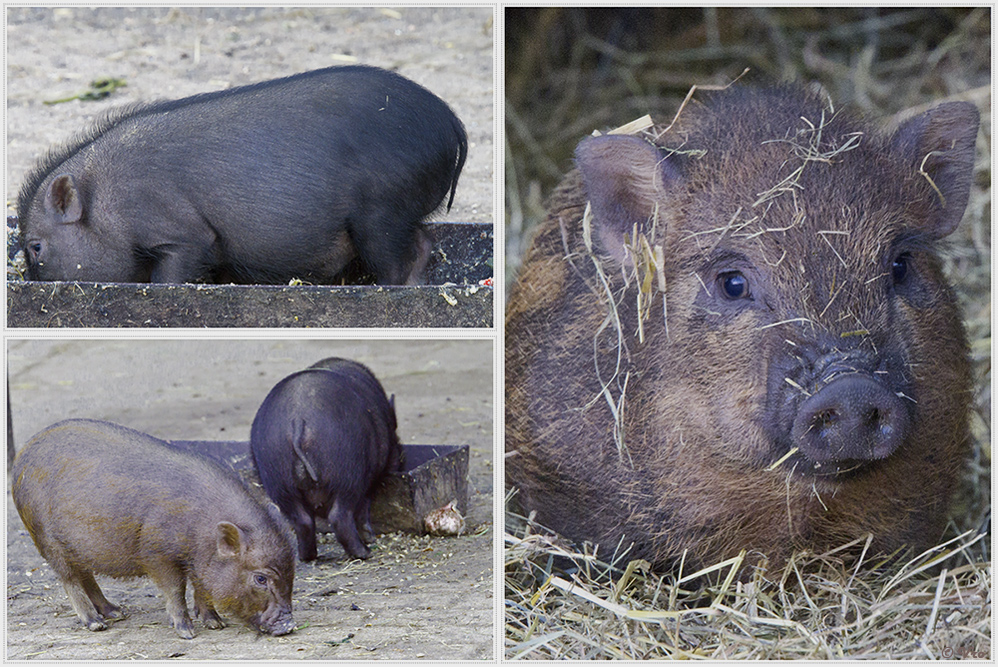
[17,65,467,285]
[308,357,399,429]
[251,362,403,561]
[506,85,978,570]
[10,419,296,639]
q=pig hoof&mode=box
[101,605,125,621]
[269,621,296,636]
[173,620,196,640]
[204,616,226,631]
[85,618,109,632]
[195,606,226,630]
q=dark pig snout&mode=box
[255,601,296,636]
[792,373,911,465]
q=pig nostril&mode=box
[813,410,836,436]
[869,408,891,432]
[866,407,880,426]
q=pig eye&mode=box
[718,271,750,300]
[253,573,269,588]
[892,253,910,285]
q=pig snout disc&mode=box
[791,374,911,464]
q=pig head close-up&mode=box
[506,83,979,570]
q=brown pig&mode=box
[506,84,978,570]
[11,419,296,639]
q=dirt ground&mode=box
[6,6,494,230]
[6,339,494,660]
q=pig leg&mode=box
[329,500,371,560]
[349,212,425,285]
[46,552,121,631]
[78,571,124,621]
[148,568,196,639]
[403,227,433,286]
[148,245,216,284]
[289,506,318,562]
[192,586,226,630]
[59,573,114,631]
[355,497,375,543]
[135,202,220,284]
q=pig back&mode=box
[125,66,465,236]
[251,369,400,509]
[307,357,400,438]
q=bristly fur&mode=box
[17,102,139,221]
[506,82,977,572]
[17,65,467,221]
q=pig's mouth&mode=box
[782,450,884,479]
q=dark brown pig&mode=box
[251,361,403,561]
[506,84,978,570]
[10,419,296,638]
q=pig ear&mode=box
[216,521,246,558]
[44,174,84,224]
[892,102,979,238]
[575,134,680,264]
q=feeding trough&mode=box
[166,439,469,535]
[6,221,493,328]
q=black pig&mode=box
[10,419,296,639]
[18,65,467,285]
[251,362,403,561]
[506,85,979,570]
[308,356,399,434]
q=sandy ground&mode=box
[6,339,495,659]
[6,6,494,237]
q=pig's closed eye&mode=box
[718,271,750,300]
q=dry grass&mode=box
[505,501,990,660]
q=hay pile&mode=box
[506,504,990,660]
[505,8,990,659]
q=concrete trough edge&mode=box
[6,221,494,328]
